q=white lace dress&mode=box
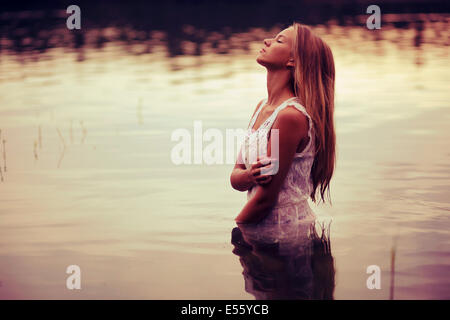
[238,96,317,243]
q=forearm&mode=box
[235,194,274,224]
[230,168,255,191]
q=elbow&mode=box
[230,170,248,192]
[230,178,238,191]
[230,174,241,191]
[230,177,245,192]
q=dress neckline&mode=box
[250,96,297,133]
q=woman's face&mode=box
[256,26,295,69]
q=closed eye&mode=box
[276,34,286,43]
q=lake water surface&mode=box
[0,7,449,299]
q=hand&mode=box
[247,155,276,186]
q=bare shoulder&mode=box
[274,104,309,136]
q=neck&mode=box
[266,69,295,107]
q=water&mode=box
[0,3,449,299]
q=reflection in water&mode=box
[231,219,335,300]
[389,235,398,300]
[0,7,448,65]
[0,129,6,181]
[33,138,38,160]
[56,127,66,168]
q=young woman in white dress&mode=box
[230,22,336,230]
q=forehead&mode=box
[277,27,294,38]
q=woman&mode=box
[230,22,336,226]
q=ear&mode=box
[286,57,295,68]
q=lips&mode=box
[259,48,266,53]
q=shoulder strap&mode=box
[263,97,298,129]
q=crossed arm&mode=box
[231,105,309,224]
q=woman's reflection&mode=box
[231,218,335,300]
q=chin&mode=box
[256,56,269,67]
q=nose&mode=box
[263,38,271,47]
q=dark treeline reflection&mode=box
[231,220,335,300]
[0,0,448,59]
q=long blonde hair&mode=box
[290,22,336,204]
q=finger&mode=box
[260,164,274,176]
[257,156,271,165]
[257,176,272,184]
[251,162,259,170]
[258,179,271,185]
[256,174,271,181]
[252,160,271,170]
[251,160,261,169]
[252,168,261,176]
[266,157,278,164]
[252,160,266,169]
